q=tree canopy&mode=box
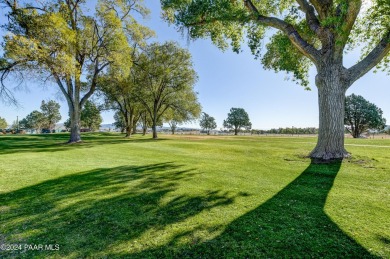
[223,107,252,135]
[81,100,103,131]
[0,0,152,142]
[134,41,200,139]
[19,110,46,132]
[344,94,386,138]
[161,0,390,85]
[161,0,390,160]
[40,100,61,132]
[0,117,7,129]
[199,112,217,135]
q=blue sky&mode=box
[1,1,389,129]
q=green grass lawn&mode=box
[0,133,389,258]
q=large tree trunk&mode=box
[310,71,350,160]
[69,104,81,143]
[234,127,238,135]
[125,126,132,138]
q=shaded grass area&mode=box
[0,133,389,258]
[128,160,374,258]
[1,163,242,258]
[0,133,160,155]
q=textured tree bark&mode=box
[152,124,158,139]
[310,70,350,160]
[125,115,133,138]
[69,104,81,143]
[132,123,137,135]
[125,126,132,138]
[152,105,158,139]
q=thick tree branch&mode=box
[244,0,320,64]
[308,0,332,19]
[80,61,110,106]
[295,0,322,36]
[335,0,362,55]
[0,60,27,105]
[348,31,390,84]
[52,72,74,109]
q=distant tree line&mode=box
[251,127,319,135]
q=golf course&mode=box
[0,133,388,258]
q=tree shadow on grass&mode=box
[0,133,167,155]
[0,162,241,258]
[126,160,377,258]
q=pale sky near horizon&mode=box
[0,1,389,130]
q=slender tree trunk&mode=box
[141,112,147,136]
[125,115,134,138]
[152,124,157,139]
[152,105,158,139]
[132,123,137,135]
[310,71,350,160]
[69,104,81,143]
[234,127,238,135]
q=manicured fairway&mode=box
[0,133,389,258]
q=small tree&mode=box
[41,100,61,132]
[199,112,217,135]
[20,111,46,133]
[223,108,252,135]
[345,94,386,138]
[0,117,7,129]
[81,101,102,131]
[384,127,390,135]
[63,118,71,132]
[164,95,202,135]
[113,111,126,133]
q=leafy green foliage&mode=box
[113,111,126,133]
[223,107,251,135]
[40,100,61,131]
[344,94,386,138]
[134,41,200,138]
[262,33,311,88]
[63,118,71,131]
[19,110,46,132]
[0,116,7,129]
[0,0,151,142]
[164,91,202,134]
[161,0,390,86]
[199,112,217,134]
[98,65,144,137]
[81,101,103,131]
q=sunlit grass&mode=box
[0,133,389,258]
